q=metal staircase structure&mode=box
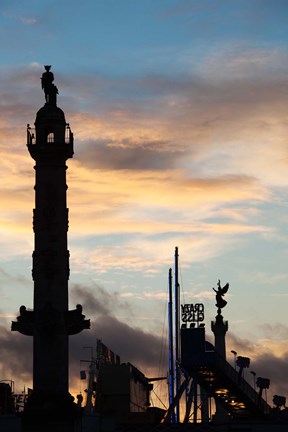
[181,327,271,420]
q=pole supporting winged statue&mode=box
[213,279,229,312]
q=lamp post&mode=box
[231,350,237,369]
[250,371,256,390]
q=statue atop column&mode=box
[213,279,229,314]
[41,65,58,105]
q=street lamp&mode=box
[256,377,270,406]
[236,356,250,380]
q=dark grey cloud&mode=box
[69,283,165,383]
[1,305,288,403]
[2,59,288,156]
[0,65,47,134]
[71,71,287,109]
[69,315,164,383]
[61,64,288,174]
[252,352,288,397]
[0,283,165,390]
[227,332,288,401]
[0,325,33,381]
[227,332,257,357]
[259,323,288,340]
[70,283,132,317]
[76,138,184,170]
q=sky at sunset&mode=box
[1,0,288,407]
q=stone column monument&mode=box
[211,279,229,358]
[211,280,229,423]
[12,66,90,431]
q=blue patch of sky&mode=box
[2,0,288,80]
[214,231,288,279]
[70,231,182,250]
[70,233,136,248]
[202,202,271,225]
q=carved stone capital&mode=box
[66,304,90,335]
[11,305,35,336]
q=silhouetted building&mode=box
[0,383,15,415]
[95,363,156,424]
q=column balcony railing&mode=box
[27,124,73,145]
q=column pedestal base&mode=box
[22,391,81,432]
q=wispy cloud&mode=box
[0,1,288,401]
[20,17,37,25]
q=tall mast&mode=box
[168,267,175,422]
[174,246,180,421]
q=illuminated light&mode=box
[215,388,229,395]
